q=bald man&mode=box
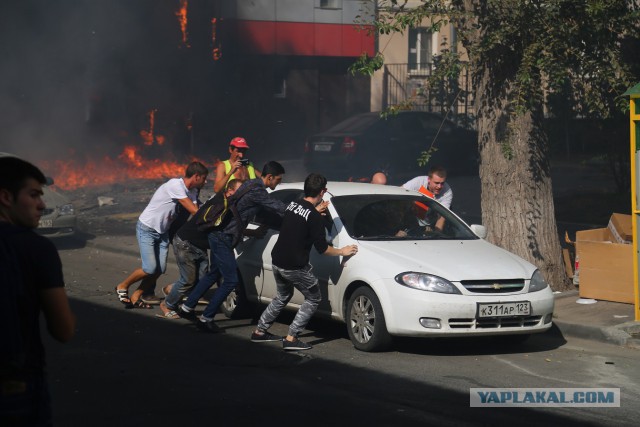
[371,172,387,185]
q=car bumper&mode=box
[375,280,555,337]
[36,216,77,238]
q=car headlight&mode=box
[59,204,75,216]
[528,270,548,292]
[395,272,461,294]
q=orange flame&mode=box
[211,17,222,60]
[175,0,190,48]
[139,109,165,146]
[40,145,220,190]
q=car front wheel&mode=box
[346,287,392,352]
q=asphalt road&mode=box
[45,236,640,426]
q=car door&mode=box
[244,189,305,303]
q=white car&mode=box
[227,182,554,352]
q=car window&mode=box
[331,194,477,240]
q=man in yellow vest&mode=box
[213,137,261,193]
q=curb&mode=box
[553,319,637,348]
[553,290,640,349]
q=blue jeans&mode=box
[136,221,169,275]
[164,235,209,310]
[183,232,238,320]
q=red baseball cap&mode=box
[229,137,249,149]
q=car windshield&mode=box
[325,114,379,133]
[331,194,477,241]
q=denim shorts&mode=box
[136,220,169,274]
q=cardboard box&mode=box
[607,213,632,244]
[575,219,634,304]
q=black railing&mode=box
[382,63,475,128]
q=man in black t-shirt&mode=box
[0,154,76,425]
[251,173,358,351]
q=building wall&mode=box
[214,0,374,143]
[219,0,375,57]
[371,18,465,112]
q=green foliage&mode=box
[371,0,640,120]
[348,52,385,76]
[417,147,438,167]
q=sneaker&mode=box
[196,317,222,334]
[141,294,163,305]
[251,331,283,343]
[178,304,196,320]
[282,338,312,351]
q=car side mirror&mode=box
[470,224,487,239]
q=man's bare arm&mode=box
[40,287,76,343]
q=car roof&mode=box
[275,181,418,197]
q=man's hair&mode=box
[262,161,285,177]
[185,161,209,178]
[428,165,447,178]
[226,178,243,193]
[304,173,327,198]
[0,155,46,198]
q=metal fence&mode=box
[382,63,475,128]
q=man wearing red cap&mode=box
[213,137,261,193]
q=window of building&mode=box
[408,28,432,74]
[319,0,342,9]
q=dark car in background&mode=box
[303,111,478,184]
[38,178,77,238]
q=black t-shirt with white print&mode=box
[271,199,328,270]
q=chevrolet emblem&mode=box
[492,283,502,290]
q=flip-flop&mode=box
[115,287,133,307]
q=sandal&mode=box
[128,299,153,309]
[115,287,132,307]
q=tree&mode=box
[355,0,639,290]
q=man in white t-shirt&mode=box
[115,162,208,309]
[402,165,452,230]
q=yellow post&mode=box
[623,84,640,321]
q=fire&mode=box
[41,146,219,190]
[211,17,222,60]
[139,109,165,146]
[175,0,190,48]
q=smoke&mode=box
[0,1,207,166]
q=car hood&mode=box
[42,187,71,207]
[354,238,536,281]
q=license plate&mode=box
[38,219,53,228]
[477,301,531,318]
[314,144,332,152]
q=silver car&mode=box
[37,178,77,238]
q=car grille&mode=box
[448,316,543,329]
[460,279,525,293]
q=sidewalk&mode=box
[77,231,640,350]
[553,290,640,349]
